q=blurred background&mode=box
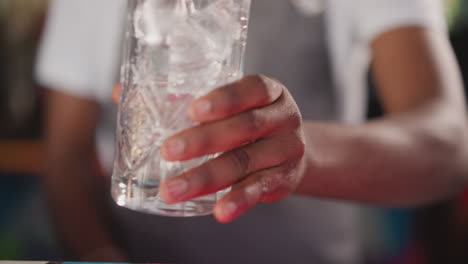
[0,0,467,263]
[0,0,61,260]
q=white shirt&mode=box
[325,0,446,123]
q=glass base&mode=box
[111,177,224,217]
[114,194,215,217]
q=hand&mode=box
[113,75,306,223]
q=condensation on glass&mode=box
[112,0,251,217]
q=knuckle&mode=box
[242,110,264,132]
[220,83,239,104]
[241,181,263,207]
[291,132,306,159]
[211,81,241,114]
[190,128,213,154]
[191,165,211,186]
[281,101,302,130]
[193,167,218,193]
[230,148,251,175]
[290,111,302,129]
[278,136,305,165]
[259,173,277,193]
[248,74,283,104]
[245,74,267,87]
[296,142,306,159]
[184,164,220,197]
[260,169,295,199]
[258,173,282,198]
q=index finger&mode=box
[189,75,284,123]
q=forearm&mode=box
[44,155,118,260]
[296,100,468,206]
[42,90,123,260]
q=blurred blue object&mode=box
[381,209,414,257]
[362,207,415,264]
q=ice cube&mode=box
[163,0,239,95]
[132,42,170,86]
[132,0,241,99]
[166,21,222,95]
[134,0,194,45]
[192,0,217,10]
[177,0,196,15]
[189,0,239,61]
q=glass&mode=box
[111,0,251,217]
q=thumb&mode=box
[112,83,121,104]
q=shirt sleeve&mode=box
[35,0,126,102]
[354,0,447,44]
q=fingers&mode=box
[113,83,121,104]
[159,132,305,204]
[189,75,284,123]
[113,75,284,115]
[161,93,302,161]
[114,74,303,223]
[213,166,294,224]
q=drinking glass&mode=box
[112,0,251,217]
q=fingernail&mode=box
[192,100,212,117]
[165,178,189,201]
[164,138,185,158]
